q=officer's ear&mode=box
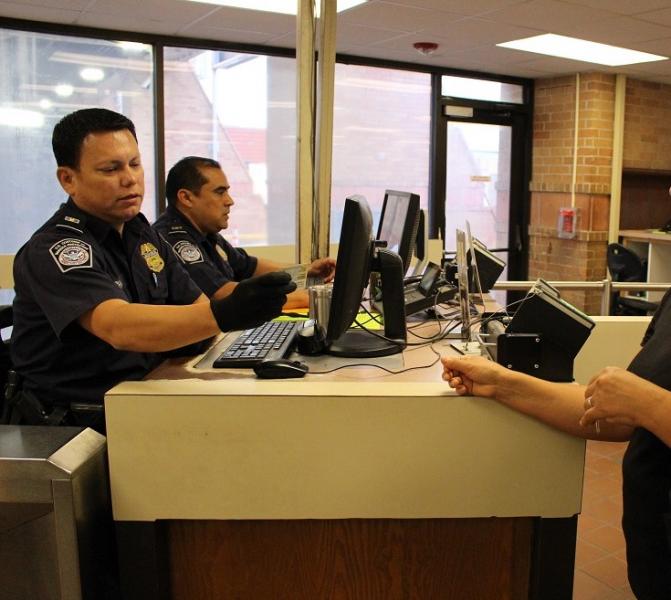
[56,166,77,195]
[176,188,194,209]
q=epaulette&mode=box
[55,214,84,234]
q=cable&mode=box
[309,343,442,375]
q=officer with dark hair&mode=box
[154,156,335,308]
[8,108,294,432]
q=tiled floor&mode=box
[573,440,636,600]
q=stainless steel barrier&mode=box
[491,280,671,315]
[0,426,110,600]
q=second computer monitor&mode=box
[377,190,420,273]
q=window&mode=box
[163,48,296,247]
[441,76,523,104]
[0,29,155,253]
[0,28,155,303]
[331,64,431,241]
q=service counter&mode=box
[105,326,586,600]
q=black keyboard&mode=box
[213,320,300,368]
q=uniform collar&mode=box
[63,197,148,242]
[165,205,218,246]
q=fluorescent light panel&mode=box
[183,0,366,14]
[498,33,667,67]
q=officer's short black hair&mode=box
[52,108,138,168]
[165,156,222,206]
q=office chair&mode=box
[606,243,659,316]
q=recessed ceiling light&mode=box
[54,84,74,97]
[39,98,52,109]
[0,107,45,128]
[80,67,105,82]
[497,34,667,67]
[182,0,366,15]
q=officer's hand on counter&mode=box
[210,271,297,332]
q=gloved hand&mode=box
[210,271,297,332]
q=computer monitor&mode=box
[376,190,421,274]
[325,195,406,358]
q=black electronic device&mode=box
[660,218,671,233]
[213,320,299,368]
[376,190,421,273]
[409,208,429,277]
[468,238,506,293]
[253,359,309,379]
[324,195,407,358]
[494,280,595,382]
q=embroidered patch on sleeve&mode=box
[173,240,204,264]
[49,238,93,273]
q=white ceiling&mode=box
[3,0,671,83]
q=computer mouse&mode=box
[253,359,309,379]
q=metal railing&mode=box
[491,280,670,316]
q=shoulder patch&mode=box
[49,238,93,273]
[173,240,204,264]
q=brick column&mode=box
[529,73,614,314]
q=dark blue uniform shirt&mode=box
[622,287,671,600]
[11,199,203,409]
[153,205,257,297]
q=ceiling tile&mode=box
[0,1,80,23]
[339,0,464,32]
[85,0,215,23]
[564,15,671,45]
[559,0,671,16]
[336,23,413,47]
[0,0,90,8]
[388,0,530,18]
[635,7,671,28]
[176,24,282,45]
[484,0,619,31]
[75,13,184,36]
[182,6,295,36]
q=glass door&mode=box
[445,120,511,257]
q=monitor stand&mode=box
[326,248,406,359]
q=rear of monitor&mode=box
[376,190,421,274]
[324,195,406,358]
[469,238,506,293]
[410,209,429,277]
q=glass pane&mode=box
[0,29,156,255]
[164,48,296,247]
[331,64,430,242]
[441,75,523,104]
[445,121,510,300]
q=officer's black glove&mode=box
[210,271,297,332]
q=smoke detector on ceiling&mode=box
[413,41,439,56]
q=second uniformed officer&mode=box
[9,108,295,431]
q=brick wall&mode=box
[623,79,671,171]
[529,73,614,313]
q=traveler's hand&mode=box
[210,272,296,332]
[308,257,336,283]
[580,367,664,429]
[441,355,506,398]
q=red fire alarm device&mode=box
[557,207,578,239]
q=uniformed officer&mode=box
[9,108,295,431]
[153,156,335,308]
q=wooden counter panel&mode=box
[166,517,532,600]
